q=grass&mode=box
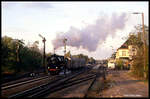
[127,70,148,84]
[142,79,148,83]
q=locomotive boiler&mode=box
[47,54,86,75]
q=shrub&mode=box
[115,60,124,70]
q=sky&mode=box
[2,1,149,60]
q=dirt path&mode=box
[99,70,148,98]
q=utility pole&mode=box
[142,12,146,79]
[16,41,19,62]
[54,48,56,54]
[13,39,24,73]
[132,12,146,79]
[63,38,67,56]
[39,34,47,74]
[63,38,67,75]
[16,40,20,73]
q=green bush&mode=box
[115,60,124,70]
[131,45,148,80]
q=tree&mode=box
[21,41,42,72]
[46,52,52,57]
[88,57,96,64]
[30,41,40,52]
[125,25,149,79]
[1,36,43,75]
[1,36,17,73]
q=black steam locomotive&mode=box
[47,54,86,75]
[47,54,68,75]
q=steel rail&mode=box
[8,70,86,98]
[2,76,49,90]
[28,70,85,97]
[2,73,46,87]
[30,69,94,97]
[46,74,96,96]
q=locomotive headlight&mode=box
[56,67,58,69]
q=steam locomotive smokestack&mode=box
[52,12,128,52]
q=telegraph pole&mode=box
[63,38,67,75]
[54,48,56,54]
[43,37,46,74]
[63,38,67,55]
[13,39,23,73]
[132,12,146,79]
[142,12,146,79]
[39,34,47,74]
[16,40,20,73]
[16,41,19,62]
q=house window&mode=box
[122,51,126,56]
[132,49,135,51]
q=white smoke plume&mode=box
[52,13,128,52]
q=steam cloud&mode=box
[52,13,127,52]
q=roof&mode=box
[119,57,129,60]
[117,44,128,51]
[120,44,128,48]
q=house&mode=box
[116,44,129,59]
[115,44,137,69]
[107,58,115,69]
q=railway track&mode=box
[2,72,46,87]
[46,67,105,98]
[28,69,97,98]
[2,67,106,98]
[7,69,87,98]
[1,74,62,98]
[2,72,45,84]
[45,73,97,97]
[1,75,49,90]
[45,69,98,98]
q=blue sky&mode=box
[2,1,149,60]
